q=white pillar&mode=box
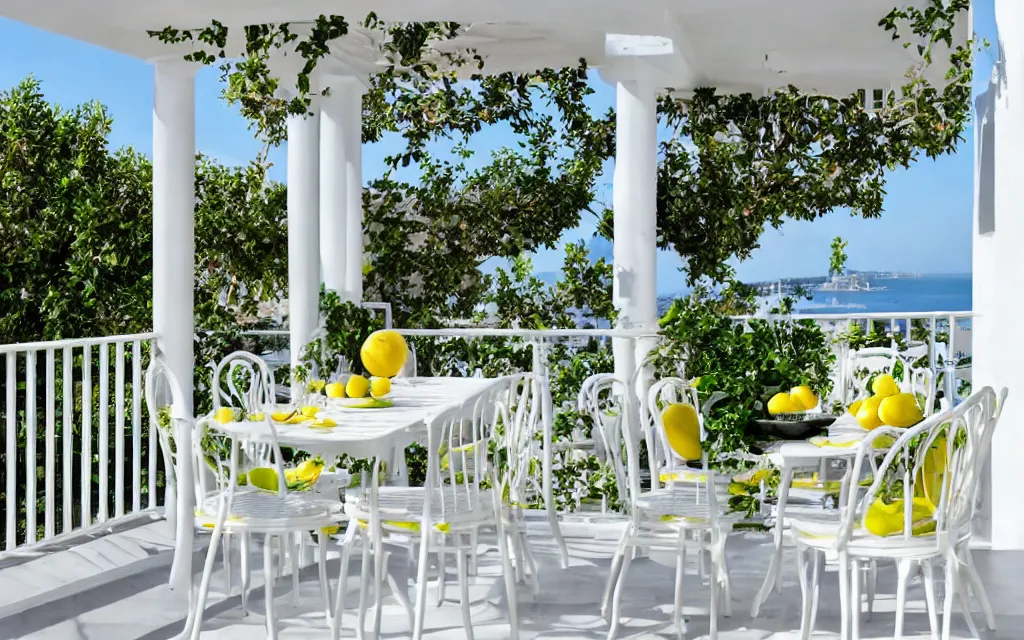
[319,86,346,293]
[287,107,321,386]
[611,75,659,385]
[319,77,366,301]
[979,0,1024,550]
[342,80,366,303]
[152,59,196,591]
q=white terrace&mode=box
[1,1,1019,639]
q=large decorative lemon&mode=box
[768,392,803,415]
[916,436,947,505]
[864,497,936,537]
[346,374,370,399]
[871,373,900,398]
[790,386,818,411]
[847,399,864,417]
[360,330,409,378]
[855,395,885,430]
[878,393,924,428]
[370,376,391,399]
[662,403,702,460]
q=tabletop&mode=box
[208,376,508,459]
[767,414,870,465]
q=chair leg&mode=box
[797,547,812,640]
[496,520,520,640]
[674,538,686,639]
[185,521,226,640]
[601,528,630,620]
[372,547,387,640]
[519,529,539,594]
[941,554,957,640]
[809,552,823,635]
[709,545,719,640]
[264,534,279,640]
[606,544,634,640]
[412,528,433,640]
[865,560,877,622]
[240,532,251,616]
[332,523,358,640]
[922,560,940,640]
[435,544,447,606]
[468,528,480,576]
[224,533,233,595]
[357,539,371,640]
[457,545,475,640]
[965,548,996,631]
[850,558,861,640]
[291,532,301,607]
[838,552,850,640]
[955,562,980,640]
[894,559,913,639]
[318,533,333,625]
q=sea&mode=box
[791,273,971,315]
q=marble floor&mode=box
[2,517,1020,640]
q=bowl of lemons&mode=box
[326,374,395,409]
[756,385,837,439]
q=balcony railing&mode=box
[0,310,973,555]
[0,333,158,551]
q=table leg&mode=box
[751,464,794,618]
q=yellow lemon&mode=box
[247,412,265,421]
[311,417,337,428]
[294,458,325,485]
[325,382,345,398]
[214,407,236,424]
[864,497,936,537]
[878,393,924,428]
[308,379,326,393]
[300,405,320,418]
[872,374,900,398]
[271,410,295,422]
[790,385,818,411]
[916,436,947,505]
[855,395,885,430]
[247,467,281,492]
[847,399,864,417]
[767,392,796,416]
[661,403,702,460]
[370,376,391,399]
[346,374,370,399]
[360,330,409,378]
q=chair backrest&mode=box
[845,346,902,402]
[838,386,1002,551]
[212,351,276,415]
[493,374,542,507]
[905,364,938,416]
[576,373,629,506]
[647,376,706,474]
[144,354,202,510]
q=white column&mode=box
[152,59,196,591]
[319,77,366,301]
[611,75,659,385]
[342,81,366,303]
[287,107,321,387]
[980,0,1024,550]
[319,86,347,293]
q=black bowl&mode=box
[753,415,838,440]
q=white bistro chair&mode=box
[790,386,1006,640]
[603,375,733,640]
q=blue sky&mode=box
[0,3,994,295]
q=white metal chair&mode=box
[187,414,338,640]
[790,386,1006,640]
[603,376,733,640]
[341,385,519,640]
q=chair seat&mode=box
[344,486,495,533]
[635,488,715,526]
[195,491,336,531]
[791,517,941,559]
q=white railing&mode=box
[0,333,158,552]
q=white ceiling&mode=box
[0,0,967,95]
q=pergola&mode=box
[0,0,991,580]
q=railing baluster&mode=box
[929,318,938,373]
[98,344,109,523]
[131,340,142,512]
[25,351,37,544]
[44,349,56,539]
[62,346,73,534]
[114,341,125,517]
[5,353,16,550]
[146,340,157,509]
[81,344,92,528]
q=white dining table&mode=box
[169,376,508,594]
